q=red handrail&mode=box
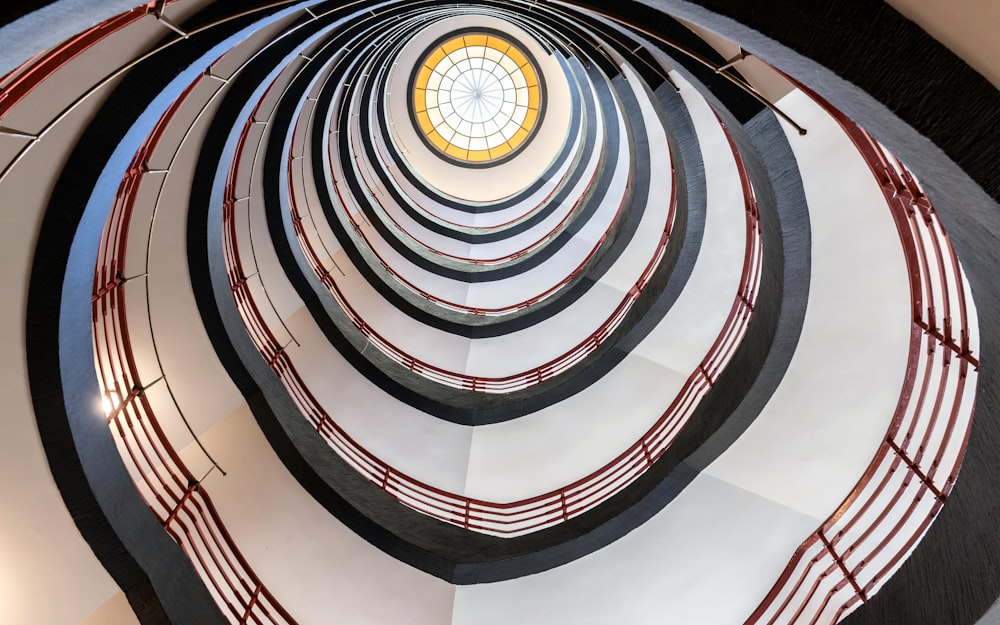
[291,90,673,386]
[329,160,620,314]
[743,84,977,625]
[330,78,627,305]
[224,73,762,535]
[90,55,297,625]
[0,3,174,119]
[369,115,581,236]
[351,138,603,269]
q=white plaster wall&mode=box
[79,593,140,625]
[451,82,915,625]
[318,117,631,371]
[675,18,795,105]
[177,404,457,625]
[142,79,248,452]
[462,354,690,499]
[353,122,594,261]
[0,93,123,625]
[0,8,328,624]
[376,113,585,231]
[701,88,911,519]
[0,3,233,621]
[629,73,747,372]
[281,304,474,495]
[312,66,690,378]
[462,69,747,501]
[452,474,819,625]
[339,134,623,313]
[327,68,615,312]
[0,3,944,624]
[261,66,746,505]
[885,0,1000,89]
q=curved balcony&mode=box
[0,1,989,624]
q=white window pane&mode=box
[426,70,443,91]
[444,111,463,129]
[488,133,509,149]
[483,47,504,63]
[481,117,500,136]
[414,37,539,161]
[511,104,527,125]
[497,55,519,74]
[439,98,456,115]
[427,107,445,128]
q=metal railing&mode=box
[309,167,648,385]
[327,49,621,305]
[331,149,622,314]
[0,2,177,123]
[744,85,978,625]
[370,108,582,237]
[290,67,672,384]
[11,0,968,614]
[68,8,304,623]
[223,62,761,533]
[8,0,770,564]
[350,126,601,268]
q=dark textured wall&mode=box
[0,0,56,25]
[666,0,1000,203]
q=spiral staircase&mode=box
[1,1,998,624]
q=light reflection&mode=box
[101,390,121,418]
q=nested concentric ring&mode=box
[10,2,990,623]
[411,32,542,163]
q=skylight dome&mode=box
[411,33,542,163]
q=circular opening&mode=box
[411,33,543,164]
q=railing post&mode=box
[640,439,652,467]
[240,584,263,625]
[818,529,867,602]
[162,478,199,529]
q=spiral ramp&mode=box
[0,2,997,624]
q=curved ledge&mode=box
[22,3,302,623]
[182,10,797,587]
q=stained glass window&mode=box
[412,33,542,163]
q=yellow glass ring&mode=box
[411,33,543,164]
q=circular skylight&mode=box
[412,33,542,164]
